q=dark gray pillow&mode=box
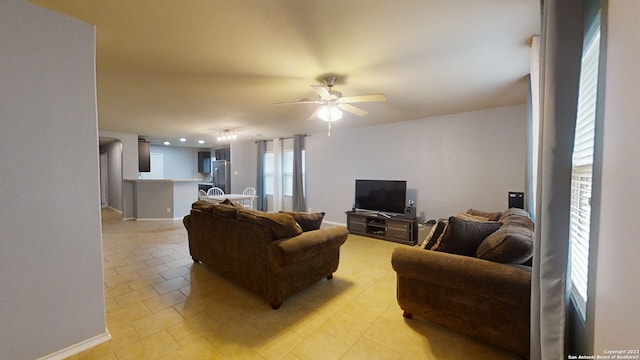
[435,216,502,256]
[280,211,325,232]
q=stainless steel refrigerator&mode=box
[212,160,230,193]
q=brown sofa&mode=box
[391,208,533,358]
[183,201,348,309]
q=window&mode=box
[264,149,305,196]
[569,16,600,320]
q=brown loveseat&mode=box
[183,201,348,309]
[391,208,533,358]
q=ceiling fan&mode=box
[275,75,386,136]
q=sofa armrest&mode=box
[391,246,531,305]
[183,214,191,230]
[268,226,348,269]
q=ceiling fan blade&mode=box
[339,103,368,117]
[273,97,320,105]
[340,94,387,103]
[311,85,332,100]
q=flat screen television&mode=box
[354,179,407,215]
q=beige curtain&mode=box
[256,140,267,211]
[291,135,306,212]
[527,35,540,218]
[532,0,585,358]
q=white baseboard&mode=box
[322,220,347,227]
[107,206,122,214]
[37,331,111,360]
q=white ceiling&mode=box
[31,0,540,148]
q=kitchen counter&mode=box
[123,179,200,220]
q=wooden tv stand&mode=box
[345,211,417,245]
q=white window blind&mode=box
[267,150,306,196]
[569,24,600,319]
[264,152,274,195]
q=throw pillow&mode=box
[466,208,502,221]
[430,222,449,251]
[237,209,303,239]
[280,211,325,232]
[503,216,535,231]
[209,204,238,218]
[435,216,502,256]
[498,207,530,222]
[456,212,491,222]
[476,221,534,264]
[192,200,215,212]
[221,198,244,209]
[421,220,447,250]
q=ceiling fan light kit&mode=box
[317,105,343,122]
[274,75,387,136]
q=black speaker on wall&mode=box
[508,191,525,209]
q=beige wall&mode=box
[305,104,527,224]
[592,0,640,353]
[228,105,526,221]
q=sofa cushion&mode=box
[280,211,325,232]
[421,220,447,250]
[238,209,303,239]
[435,216,502,256]
[476,220,534,264]
[466,208,502,221]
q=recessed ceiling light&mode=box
[163,141,170,145]
[179,138,186,142]
[198,140,205,144]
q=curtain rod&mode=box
[254,134,310,143]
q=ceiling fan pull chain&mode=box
[328,120,332,137]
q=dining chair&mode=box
[198,189,208,201]
[241,187,256,208]
[207,187,225,198]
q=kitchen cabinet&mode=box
[198,151,211,173]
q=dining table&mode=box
[206,194,258,204]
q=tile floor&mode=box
[68,208,520,359]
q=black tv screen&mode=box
[354,179,407,214]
